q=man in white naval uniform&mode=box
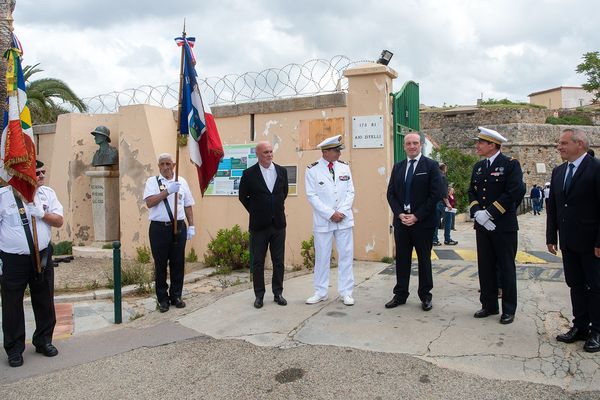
[305,135,355,306]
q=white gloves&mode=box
[483,220,496,231]
[474,210,492,226]
[167,181,181,194]
[26,203,45,219]
[187,226,195,240]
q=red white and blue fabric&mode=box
[175,36,223,195]
[175,36,196,64]
[1,33,37,202]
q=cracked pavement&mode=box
[177,260,600,393]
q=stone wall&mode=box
[421,108,554,130]
[421,107,600,188]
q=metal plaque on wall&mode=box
[352,115,384,148]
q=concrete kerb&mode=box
[19,268,217,305]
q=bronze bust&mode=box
[91,126,118,167]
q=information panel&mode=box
[204,144,297,196]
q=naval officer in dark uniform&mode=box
[468,127,525,325]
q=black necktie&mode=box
[328,162,335,181]
[404,159,416,206]
[486,159,491,169]
[564,163,574,192]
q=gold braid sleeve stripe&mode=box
[493,201,506,214]
[469,201,479,208]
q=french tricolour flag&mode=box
[176,36,223,196]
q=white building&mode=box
[528,86,595,109]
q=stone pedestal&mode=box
[85,168,120,242]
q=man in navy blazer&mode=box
[386,133,442,311]
[547,128,600,353]
[239,142,289,309]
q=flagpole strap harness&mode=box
[156,176,175,225]
[12,193,51,271]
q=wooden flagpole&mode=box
[31,216,42,273]
[173,19,186,240]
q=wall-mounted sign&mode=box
[204,143,298,196]
[352,115,384,148]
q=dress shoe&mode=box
[385,296,406,309]
[583,332,600,353]
[556,326,589,343]
[444,240,458,245]
[274,295,287,306]
[8,354,23,367]
[306,293,328,304]
[473,308,499,318]
[171,298,186,308]
[35,343,58,357]
[342,295,355,306]
[421,299,433,311]
[158,301,170,313]
[500,313,515,325]
[254,297,264,309]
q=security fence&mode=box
[82,56,370,114]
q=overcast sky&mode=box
[12,0,600,107]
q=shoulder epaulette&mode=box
[338,160,348,165]
[307,161,319,169]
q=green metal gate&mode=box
[391,81,420,163]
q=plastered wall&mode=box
[38,63,399,264]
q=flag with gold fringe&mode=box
[0,33,36,202]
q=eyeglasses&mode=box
[36,170,46,176]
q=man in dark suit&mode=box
[239,142,289,309]
[547,128,600,353]
[468,127,524,325]
[386,133,442,311]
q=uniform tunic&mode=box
[305,158,355,297]
[468,152,524,315]
[0,186,63,358]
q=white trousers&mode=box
[313,228,354,297]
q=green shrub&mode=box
[545,115,593,126]
[431,145,479,212]
[53,241,73,255]
[380,256,394,264]
[300,235,335,270]
[106,261,154,294]
[204,225,250,270]
[101,243,113,249]
[186,247,198,262]
[136,245,151,264]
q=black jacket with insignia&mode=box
[468,152,524,232]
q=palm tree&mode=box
[23,63,88,124]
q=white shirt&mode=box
[143,175,195,221]
[563,152,587,186]
[404,153,422,181]
[487,150,501,167]
[259,162,276,193]
[0,186,64,254]
[403,153,422,210]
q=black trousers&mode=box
[149,220,187,304]
[562,249,600,333]
[0,251,56,358]
[393,224,435,302]
[476,229,518,315]
[250,226,285,299]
